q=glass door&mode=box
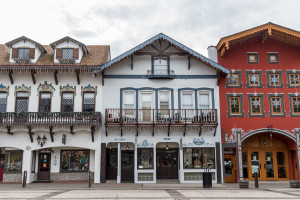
[141,93,153,122]
[224,155,236,183]
[263,151,275,180]
[276,151,288,179]
[250,151,261,180]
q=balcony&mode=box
[0,112,101,128]
[146,69,175,79]
[105,109,217,126]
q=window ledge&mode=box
[146,70,175,79]
[13,58,30,64]
[59,58,75,64]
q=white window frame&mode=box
[198,91,211,109]
[123,91,136,109]
[138,91,155,109]
[159,91,171,109]
[181,91,194,109]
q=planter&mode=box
[239,180,249,189]
[290,180,300,188]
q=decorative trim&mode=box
[266,70,283,88]
[0,84,9,95]
[103,75,218,79]
[37,81,55,96]
[178,88,215,109]
[241,128,296,142]
[226,70,242,88]
[226,93,244,117]
[286,70,300,88]
[246,93,265,117]
[267,53,279,64]
[81,84,97,96]
[267,93,286,117]
[288,94,300,117]
[247,52,259,64]
[245,70,263,88]
[60,84,76,96]
[120,87,174,110]
[15,84,31,96]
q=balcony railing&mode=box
[146,69,175,79]
[105,109,217,125]
[0,112,101,127]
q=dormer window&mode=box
[62,48,74,59]
[147,56,174,79]
[18,48,30,59]
[56,48,79,64]
[11,47,35,64]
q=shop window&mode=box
[61,92,74,112]
[292,97,300,114]
[289,74,300,86]
[247,53,258,64]
[39,92,51,112]
[137,148,153,169]
[83,92,95,112]
[183,148,215,169]
[230,97,241,115]
[60,150,89,172]
[16,92,29,113]
[250,97,262,114]
[5,150,23,172]
[0,92,7,112]
[268,53,279,63]
[242,152,248,179]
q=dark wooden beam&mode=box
[6,126,13,135]
[151,44,160,52]
[136,125,139,137]
[91,125,95,142]
[214,125,218,136]
[75,69,80,85]
[217,71,220,86]
[53,70,58,85]
[70,125,74,134]
[49,126,54,142]
[131,55,133,70]
[102,72,104,86]
[8,70,14,84]
[120,124,123,137]
[31,69,36,84]
[161,44,171,52]
[188,55,191,70]
[261,30,268,44]
[135,52,188,56]
[183,125,187,137]
[28,126,33,143]
[199,125,202,136]
[105,127,108,137]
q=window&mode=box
[137,148,153,169]
[247,53,258,63]
[268,53,279,63]
[61,150,89,172]
[271,97,282,114]
[227,74,239,86]
[39,92,51,112]
[289,74,299,86]
[229,97,240,114]
[0,92,7,112]
[182,93,193,109]
[199,93,209,109]
[61,92,74,112]
[16,92,29,113]
[249,74,260,86]
[18,48,29,59]
[152,56,168,75]
[269,74,280,86]
[250,97,262,114]
[5,150,23,172]
[123,91,135,109]
[292,97,300,114]
[183,148,215,169]
[62,48,74,59]
[83,92,95,112]
[159,92,170,109]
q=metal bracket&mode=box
[8,69,14,84]
[28,126,33,143]
[53,70,58,85]
[214,125,218,136]
[120,124,123,137]
[76,69,80,85]
[199,125,203,136]
[49,126,54,142]
[70,125,74,134]
[6,126,13,135]
[91,125,95,142]
[183,125,187,137]
[31,69,36,84]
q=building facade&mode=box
[214,23,300,183]
[97,33,229,184]
[0,36,110,183]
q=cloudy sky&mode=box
[1,0,299,58]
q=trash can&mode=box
[203,168,212,188]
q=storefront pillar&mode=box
[237,130,243,181]
[22,148,32,183]
[117,142,121,183]
[296,131,300,180]
[179,148,184,183]
[94,148,101,183]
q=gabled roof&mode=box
[94,33,229,74]
[5,36,47,54]
[50,36,89,54]
[217,22,300,56]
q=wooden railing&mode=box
[0,112,101,127]
[105,109,217,125]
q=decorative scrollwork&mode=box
[15,84,31,96]
[37,81,55,96]
[60,84,76,96]
[0,84,9,95]
[81,84,97,96]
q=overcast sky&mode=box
[1,0,299,58]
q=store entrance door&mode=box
[224,155,236,183]
[156,149,178,179]
[121,150,134,182]
[106,149,118,180]
[38,153,51,181]
[0,154,4,182]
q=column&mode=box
[179,148,184,183]
[297,132,300,180]
[153,147,157,183]
[94,148,101,183]
[117,142,121,183]
[237,130,243,181]
[22,148,32,183]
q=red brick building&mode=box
[216,23,300,183]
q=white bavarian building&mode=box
[96,34,229,184]
[0,36,110,183]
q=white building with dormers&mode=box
[0,36,110,183]
[95,33,229,184]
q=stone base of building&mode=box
[2,173,22,183]
[33,172,94,182]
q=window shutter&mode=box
[29,48,35,59]
[73,48,79,59]
[12,48,18,59]
[56,48,62,59]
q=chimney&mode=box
[207,45,218,63]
